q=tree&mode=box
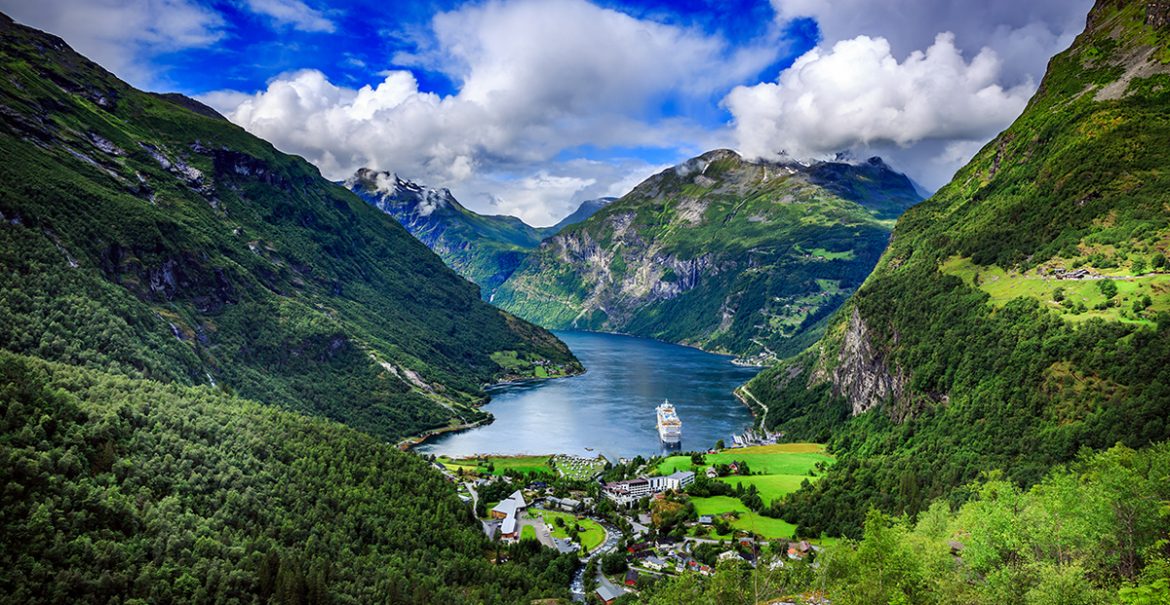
[1099,279,1119,299]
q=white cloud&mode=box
[770,0,1091,86]
[241,0,335,33]
[725,33,1032,186]
[208,0,774,224]
[0,0,225,87]
[737,0,1095,188]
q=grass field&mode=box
[941,256,1170,325]
[521,525,536,541]
[656,444,830,540]
[657,443,833,477]
[716,474,811,502]
[531,509,605,552]
[438,455,554,476]
[690,496,797,539]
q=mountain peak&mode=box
[346,168,459,217]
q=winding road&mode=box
[736,386,769,429]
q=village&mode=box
[428,443,832,604]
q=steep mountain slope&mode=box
[546,196,616,234]
[347,169,545,296]
[0,350,576,604]
[0,13,579,443]
[748,0,1170,536]
[346,169,614,297]
[494,150,922,360]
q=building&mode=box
[787,541,812,559]
[718,550,745,563]
[500,516,518,540]
[624,569,639,587]
[596,584,623,605]
[490,490,527,541]
[705,467,718,479]
[643,556,668,571]
[546,496,581,512]
[603,471,695,504]
[698,515,713,525]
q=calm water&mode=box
[416,331,761,459]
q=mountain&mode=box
[493,149,923,360]
[0,12,580,445]
[346,169,547,296]
[747,0,1170,537]
[546,196,616,233]
[346,169,615,297]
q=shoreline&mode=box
[405,365,589,451]
[398,416,493,451]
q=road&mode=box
[736,386,769,429]
[569,518,624,602]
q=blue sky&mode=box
[1,0,1092,225]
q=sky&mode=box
[0,0,1094,226]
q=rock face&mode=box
[494,149,922,359]
[826,308,908,416]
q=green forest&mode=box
[0,351,577,604]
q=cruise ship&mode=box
[656,400,682,445]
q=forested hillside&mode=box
[495,150,922,361]
[0,13,579,443]
[746,0,1170,537]
[0,351,576,604]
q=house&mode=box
[787,541,812,559]
[624,569,639,587]
[596,584,623,605]
[698,515,713,525]
[718,550,744,563]
[643,556,668,571]
[705,467,718,479]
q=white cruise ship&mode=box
[656,400,682,445]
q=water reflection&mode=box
[417,331,761,458]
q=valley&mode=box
[5,0,1170,603]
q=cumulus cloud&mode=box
[725,33,1032,170]
[0,0,225,86]
[208,0,772,224]
[727,0,1094,189]
[242,0,335,33]
[770,0,1092,85]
